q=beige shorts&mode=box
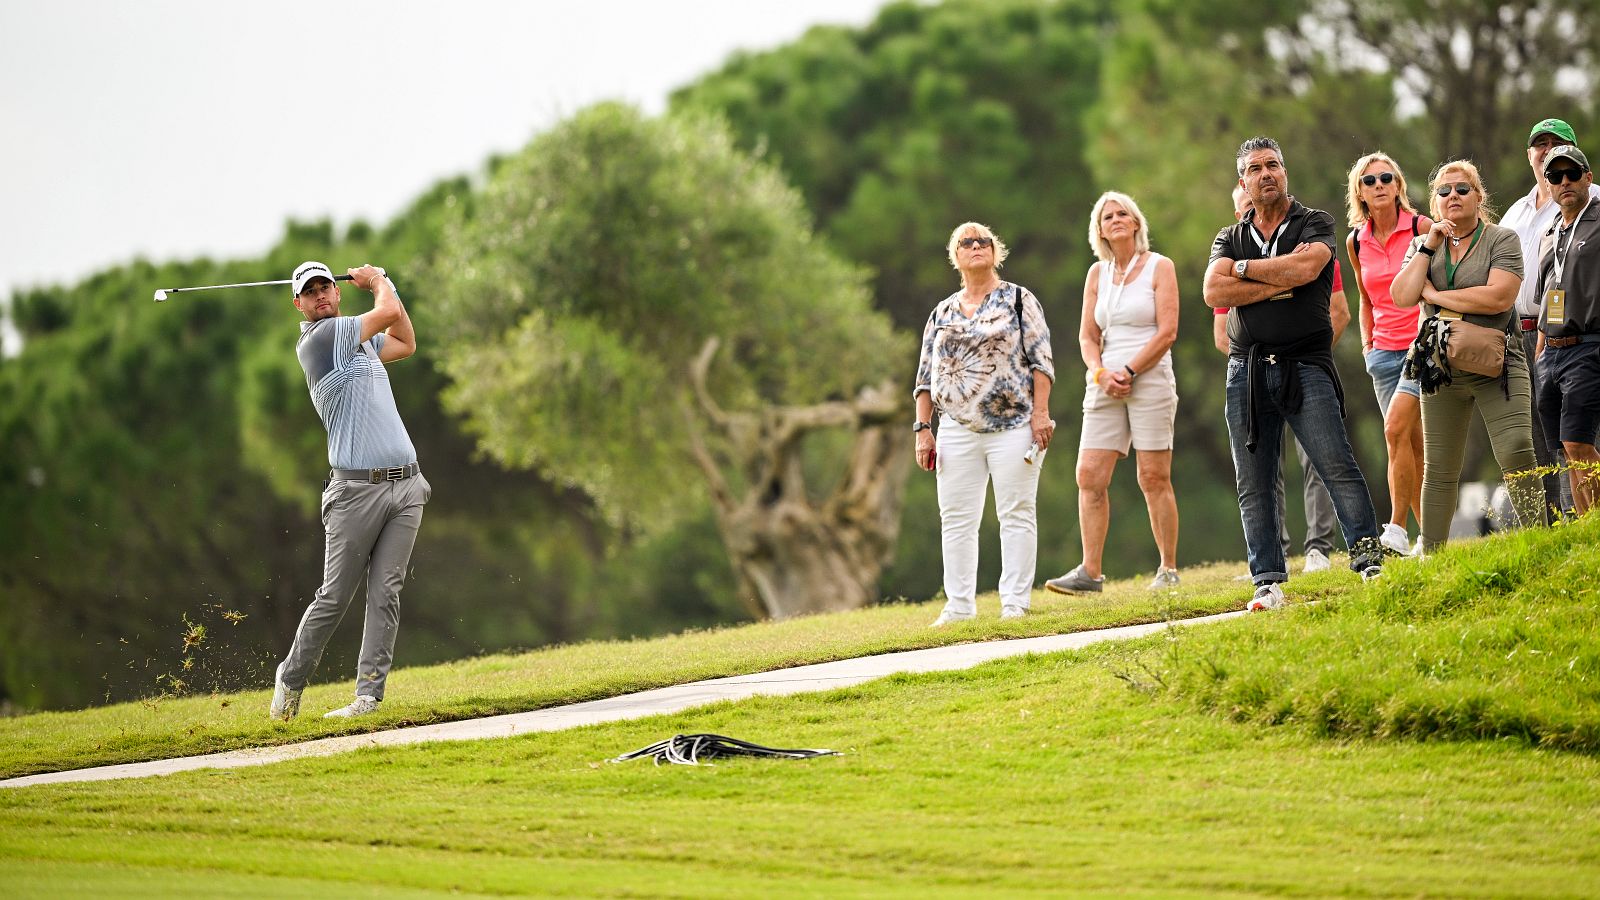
[1080,366,1178,455]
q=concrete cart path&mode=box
[2,609,1245,789]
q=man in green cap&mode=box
[1502,118,1600,518]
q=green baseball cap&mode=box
[1529,118,1578,146]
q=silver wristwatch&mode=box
[912,421,933,433]
[1234,259,1249,279]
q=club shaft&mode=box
[164,274,355,294]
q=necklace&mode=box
[1112,251,1142,284]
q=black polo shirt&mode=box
[1537,200,1600,337]
[1209,198,1337,358]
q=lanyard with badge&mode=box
[1546,197,1595,326]
[1248,216,1294,300]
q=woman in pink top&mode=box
[1344,151,1432,555]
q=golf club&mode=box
[153,274,361,303]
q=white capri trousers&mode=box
[935,416,1041,615]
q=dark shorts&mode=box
[1538,342,1600,448]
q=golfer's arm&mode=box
[1212,314,1229,354]
[1204,258,1283,308]
[372,279,416,362]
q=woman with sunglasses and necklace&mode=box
[914,223,1055,626]
[1391,160,1541,552]
[1045,192,1181,595]
[1344,152,1432,556]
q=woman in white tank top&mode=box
[1044,191,1182,596]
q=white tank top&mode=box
[1094,251,1170,372]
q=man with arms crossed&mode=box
[1205,137,1386,610]
[1502,119,1600,518]
[271,261,430,720]
[1214,185,1350,574]
[1535,147,1600,515]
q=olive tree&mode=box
[427,103,911,619]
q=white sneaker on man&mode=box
[269,662,301,722]
[999,605,1027,620]
[1247,582,1286,611]
[1302,549,1331,573]
[1147,567,1180,590]
[1379,523,1410,555]
[323,695,381,718]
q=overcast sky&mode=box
[0,0,886,350]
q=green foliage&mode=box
[426,102,902,530]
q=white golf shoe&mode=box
[324,695,381,718]
[269,662,301,722]
[1303,549,1331,573]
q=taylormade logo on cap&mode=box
[291,261,335,296]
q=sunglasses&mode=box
[1361,172,1396,187]
[1546,168,1588,185]
[1435,183,1473,197]
[958,236,995,249]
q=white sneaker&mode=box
[1410,536,1424,557]
[1361,565,1383,582]
[929,609,976,628]
[324,695,381,718]
[1247,583,1286,611]
[999,605,1026,620]
[269,662,301,721]
[1147,567,1180,590]
[1302,549,1331,573]
[1379,523,1410,555]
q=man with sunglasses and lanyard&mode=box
[1205,137,1386,610]
[1503,119,1600,517]
[1534,146,1600,514]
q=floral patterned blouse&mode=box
[914,282,1054,433]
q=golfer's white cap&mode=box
[291,261,336,296]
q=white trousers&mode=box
[936,417,1041,615]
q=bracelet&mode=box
[1419,245,1437,257]
[1087,367,1105,386]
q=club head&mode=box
[153,289,168,303]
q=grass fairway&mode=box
[0,561,1263,779]
[5,520,1599,896]
[3,642,1596,897]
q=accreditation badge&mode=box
[1545,289,1566,326]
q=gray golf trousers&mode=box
[281,473,431,700]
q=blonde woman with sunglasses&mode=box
[1391,160,1541,551]
[1344,152,1432,556]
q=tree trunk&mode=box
[684,339,908,620]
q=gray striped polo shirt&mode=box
[297,315,416,470]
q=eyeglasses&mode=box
[1546,168,1588,185]
[958,236,994,249]
[1361,172,1395,187]
[1435,183,1472,197]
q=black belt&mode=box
[329,462,421,483]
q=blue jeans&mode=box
[1364,347,1421,418]
[1226,357,1383,584]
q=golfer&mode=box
[270,261,430,720]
